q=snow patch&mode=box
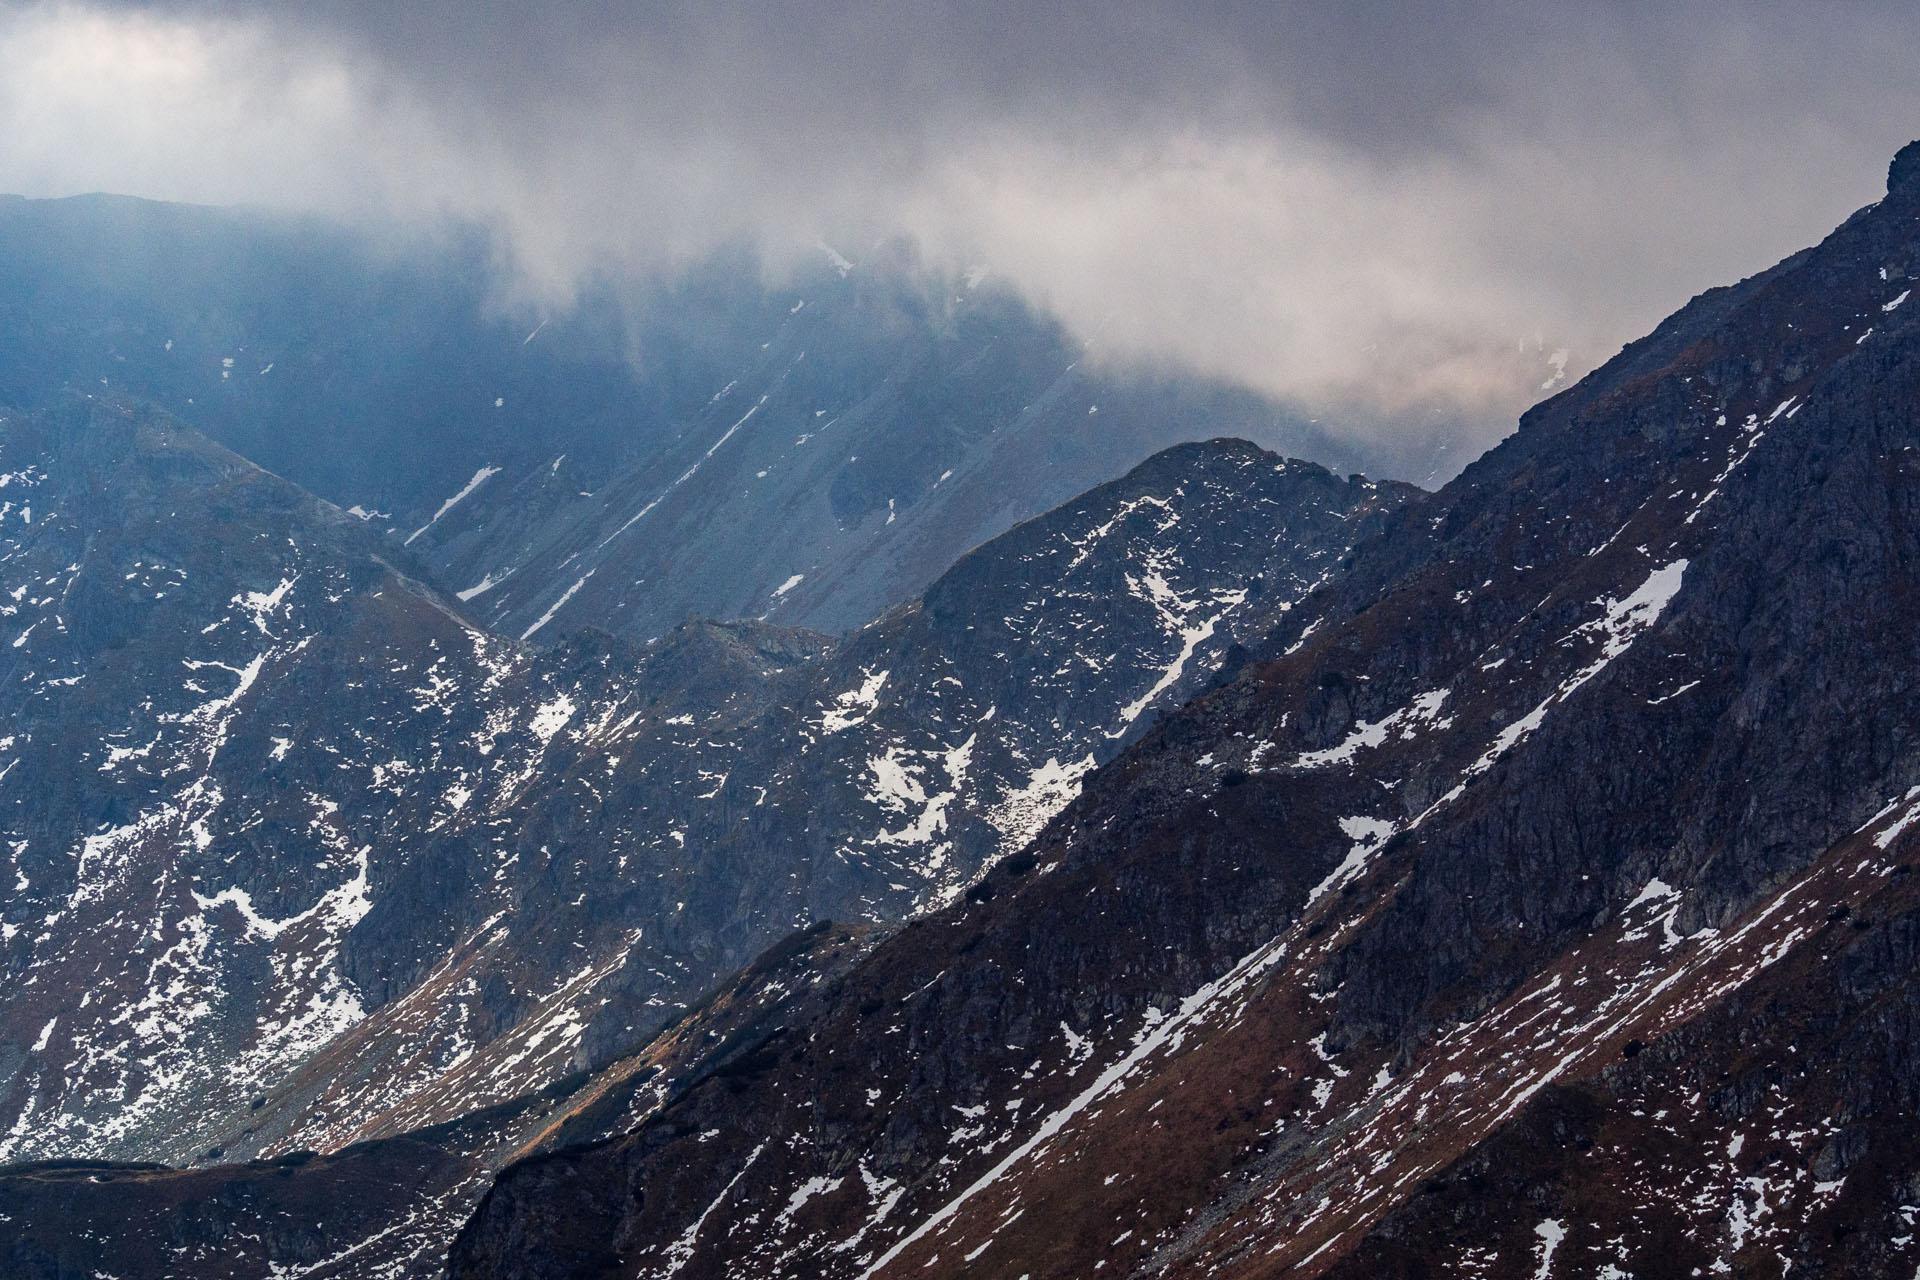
[1307,816,1397,904]
[1465,561,1687,780]
[457,570,510,602]
[529,695,577,744]
[1294,689,1452,770]
[521,571,593,641]
[819,670,888,734]
[984,755,1095,854]
[1533,1219,1566,1278]
[405,466,500,545]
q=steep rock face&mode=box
[1321,851,1920,1279]
[447,153,1920,1279]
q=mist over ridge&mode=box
[5,0,1918,457]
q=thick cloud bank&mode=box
[4,0,1917,453]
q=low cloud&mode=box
[4,0,1918,458]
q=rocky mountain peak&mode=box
[1890,138,1920,194]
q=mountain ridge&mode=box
[442,143,1920,1280]
[0,194,1395,645]
[0,397,1408,1275]
[9,143,1920,1280]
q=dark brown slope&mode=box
[447,144,1920,1279]
[1321,823,1920,1279]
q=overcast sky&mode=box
[3,0,1918,454]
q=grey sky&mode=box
[3,0,1917,454]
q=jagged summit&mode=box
[1890,137,1920,193]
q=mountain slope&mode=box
[0,195,1385,643]
[1,920,881,1280]
[0,396,1408,1275]
[410,256,1376,643]
[446,144,1920,1280]
[0,398,640,1166]
[205,438,1406,1168]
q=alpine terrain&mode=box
[0,195,1393,641]
[436,144,1920,1279]
[4,114,1920,1280]
[0,392,1403,1272]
